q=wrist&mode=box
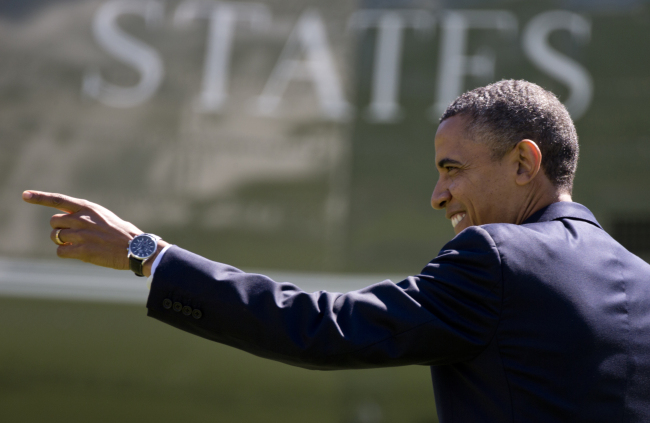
[142,240,170,278]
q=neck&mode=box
[515,183,572,225]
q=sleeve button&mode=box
[182,306,192,316]
[162,299,173,309]
[172,302,183,312]
[192,309,202,320]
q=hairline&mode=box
[441,112,517,161]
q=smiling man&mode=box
[432,81,576,234]
[23,80,650,422]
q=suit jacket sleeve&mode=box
[146,226,503,370]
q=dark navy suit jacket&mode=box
[147,202,650,422]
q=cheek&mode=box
[472,176,511,221]
[453,181,486,221]
[448,178,473,206]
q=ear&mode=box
[514,139,542,186]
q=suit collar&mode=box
[522,201,602,229]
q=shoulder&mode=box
[423,226,503,287]
[480,220,549,243]
[476,220,563,266]
[438,222,562,277]
[475,218,622,281]
[434,225,504,269]
[440,225,499,254]
[479,217,601,256]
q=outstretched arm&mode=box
[23,190,503,370]
[147,229,502,370]
[22,190,169,276]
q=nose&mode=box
[431,178,450,210]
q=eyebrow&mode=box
[437,158,462,169]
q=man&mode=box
[23,80,650,422]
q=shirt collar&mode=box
[522,201,602,229]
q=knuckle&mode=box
[79,215,93,225]
[66,228,80,243]
[50,194,66,207]
[77,198,91,210]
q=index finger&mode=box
[22,190,86,213]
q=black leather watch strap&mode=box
[129,255,145,277]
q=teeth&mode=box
[451,213,466,228]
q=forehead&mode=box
[434,115,489,165]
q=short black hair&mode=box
[440,80,579,193]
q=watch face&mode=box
[129,235,157,259]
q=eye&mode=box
[445,166,458,174]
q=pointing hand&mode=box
[22,190,168,275]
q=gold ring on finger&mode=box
[55,229,65,245]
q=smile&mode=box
[451,213,466,228]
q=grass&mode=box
[0,296,437,423]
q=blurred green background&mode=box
[2,0,650,421]
[0,297,435,422]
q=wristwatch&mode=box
[127,233,161,277]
